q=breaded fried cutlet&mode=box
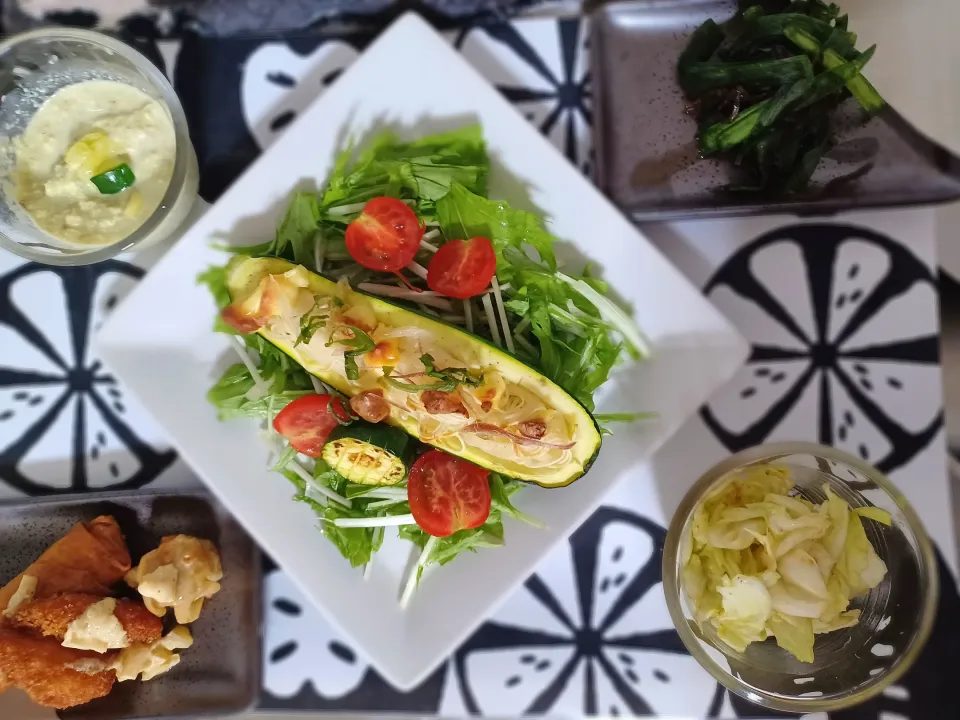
[10,593,163,645]
[0,516,130,613]
[0,626,116,709]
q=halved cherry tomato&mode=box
[273,394,351,457]
[426,236,497,299]
[345,197,423,272]
[407,450,491,537]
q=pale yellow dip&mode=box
[14,79,176,246]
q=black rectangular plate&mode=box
[590,0,960,220]
[0,490,261,720]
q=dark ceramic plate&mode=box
[590,0,960,220]
[0,490,261,720]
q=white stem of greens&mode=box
[407,261,429,281]
[513,316,531,336]
[513,332,538,356]
[490,275,515,353]
[310,376,326,394]
[481,293,502,347]
[326,202,366,216]
[400,536,439,609]
[327,199,415,216]
[327,265,361,280]
[557,273,650,356]
[365,498,405,511]
[420,239,439,253]
[230,337,269,397]
[333,513,415,528]
[425,221,440,227]
[351,487,408,500]
[463,299,474,334]
[290,461,352,508]
[357,283,454,311]
[566,299,589,318]
[363,526,383,580]
[314,238,326,274]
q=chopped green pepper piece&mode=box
[681,55,813,95]
[795,45,876,111]
[678,19,725,75]
[700,101,769,154]
[783,24,822,58]
[823,48,885,113]
[90,163,135,195]
[729,13,855,54]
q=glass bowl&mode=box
[0,28,198,265]
[662,442,939,714]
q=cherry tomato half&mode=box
[426,236,497,299]
[407,450,491,537]
[272,394,351,457]
[345,197,423,272]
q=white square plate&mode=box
[97,12,748,689]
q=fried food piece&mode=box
[10,593,163,646]
[0,516,131,613]
[0,626,116,709]
[126,535,222,623]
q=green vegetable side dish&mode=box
[679,1,885,196]
[681,464,890,663]
[322,423,410,486]
[199,125,647,602]
[90,162,136,194]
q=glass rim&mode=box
[0,27,196,266]
[662,441,940,714]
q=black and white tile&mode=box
[454,17,593,173]
[0,256,178,494]
[443,504,722,717]
[701,224,942,474]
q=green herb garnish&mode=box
[382,354,482,393]
[326,325,376,381]
[90,163,136,195]
[295,303,328,347]
[421,354,483,388]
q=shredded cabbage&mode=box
[681,465,891,662]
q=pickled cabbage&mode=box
[681,465,890,662]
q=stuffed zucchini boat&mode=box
[222,256,602,487]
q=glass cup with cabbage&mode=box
[680,464,892,663]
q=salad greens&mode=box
[201,125,645,604]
